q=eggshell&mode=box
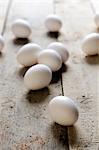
[37,49,62,72]
[45,15,62,32]
[0,35,4,52]
[47,42,69,63]
[94,13,99,28]
[49,96,79,126]
[17,43,42,66]
[82,33,99,55]
[11,19,32,38]
[24,64,52,90]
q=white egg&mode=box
[37,49,62,72]
[45,15,62,32]
[47,42,69,63]
[94,13,99,28]
[0,35,4,52]
[82,33,99,55]
[11,19,32,38]
[49,96,79,126]
[17,43,42,66]
[24,64,52,90]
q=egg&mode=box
[47,42,69,63]
[45,15,62,32]
[0,35,4,52]
[94,13,99,28]
[17,43,42,66]
[82,33,99,55]
[11,19,32,38]
[37,49,62,72]
[24,64,52,90]
[49,96,79,126]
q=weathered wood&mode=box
[91,0,99,14]
[91,0,99,149]
[0,0,11,65]
[0,0,69,149]
[1,0,99,149]
[0,0,10,34]
[55,0,99,149]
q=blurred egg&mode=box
[0,35,4,52]
[17,43,42,66]
[49,96,79,126]
[45,15,62,32]
[11,19,32,38]
[24,64,52,90]
[47,42,69,63]
[82,33,99,55]
[37,49,62,72]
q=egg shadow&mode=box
[51,63,68,84]
[95,28,99,33]
[0,51,5,60]
[0,51,3,58]
[61,63,68,73]
[68,125,89,148]
[50,123,69,148]
[25,87,50,103]
[47,31,61,39]
[18,66,30,78]
[84,55,99,65]
[67,125,78,147]
[13,37,30,45]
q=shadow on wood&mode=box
[47,31,61,39]
[51,123,69,148]
[84,55,99,65]
[0,51,2,56]
[68,125,78,146]
[96,28,99,33]
[61,63,68,73]
[51,63,68,84]
[18,63,68,83]
[26,87,50,103]
[13,37,30,45]
[18,66,30,78]
[68,125,89,147]
[0,51,4,58]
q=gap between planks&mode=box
[55,0,99,149]
[0,0,69,149]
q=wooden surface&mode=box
[0,0,99,149]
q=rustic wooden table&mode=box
[0,0,99,149]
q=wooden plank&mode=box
[0,0,11,64]
[0,0,69,149]
[90,0,99,14]
[55,0,99,149]
[90,0,99,149]
[0,0,10,34]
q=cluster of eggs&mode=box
[11,15,78,126]
[17,42,69,89]
[0,13,99,126]
[17,42,77,126]
[0,14,99,55]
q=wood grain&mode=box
[0,0,10,34]
[91,0,99,149]
[55,0,99,149]
[0,0,99,149]
[0,0,69,149]
[91,0,99,14]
